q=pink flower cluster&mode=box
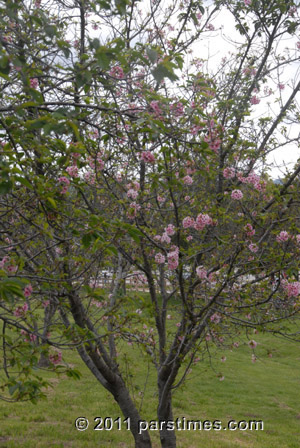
[196,267,207,279]
[231,189,243,200]
[167,247,179,270]
[182,175,193,185]
[283,281,300,298]
[21,330,37,343]
[30,78,39,89]
[248,339,257,349]
[24,284,33,298]
[248,243,258,253]
[244,223,255,237]
[58,176,70,194]
[223,167,235,179]
[276,231,289,243]
[165,224,175,236]
[161,232,171,244]
[66,165,79,178]
[49,351,62,365]
[127,189,138,200]
[14,303,28,317]
[239,172,266,192]
[127,202,141,220]
[139,151,156,164]
[210,313,221,324]
[195,213,213,230]
[204,130,221,153]
[150,101,162,116]
[243,66,257,77]
[109,66,124,79]
[250,95,260,105]
[182,216,194,228]
[171,102,184,117]
[155,253,165,264]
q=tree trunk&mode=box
[157,387,176,448]
[111,376,152,448]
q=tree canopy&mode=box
[0,1,300,447]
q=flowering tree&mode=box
[1,0,300,447]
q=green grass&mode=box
[0,328,299,448]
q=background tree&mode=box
[1,0,300,447]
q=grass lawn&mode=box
[0,314,299,447]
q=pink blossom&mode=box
[140,151,156,164]
[288,6,297,16]
[109,66,124,79]
[66,165,79,178]
[171,102,184,116]
[24,284,33,298]
[84,171,95,185]
[167,249,179,270]
[150,100,162,116]
[250,95,260,105]
[155,253,165,264]
[165,224,175,236]
[161,232,171,244]
[0,256,10,269]
[186,235,193,241]
[157,195,165,203]
[182,175,193,185]
[295,235,300,245]
[176,322,181,327]
[194,213,213,230]
[196,267,207,279]
[244,0,251,5]
[248,339,257,349]
[14,303,28,317]
[30,78,39,89]
[49,351,62,365]
[127,189,138,200]
[297,41,300,50]
[223,167,235,179]
[284,282,300,298]
[276,231,289,243]
[249,243,258,253]
[244,223,255,237]
[221,356,226,362]
[278,83,285,90]
[131,181,140,191]
[231,189,243,200]
[210,313,221,324]
[43,300,50,308]
[182,216,194,228]
[127,202,141,220]
[58,176,70,185]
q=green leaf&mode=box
[146,48,158,64]
[47,197,57,209]
[152,63,178,83]
[29,88,44,104]
[44,24,57,38]
[14,176,33,190]
[0,179,13,195]
[82,233,92,248]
